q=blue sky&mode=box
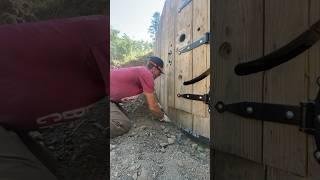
[110,0,166,42]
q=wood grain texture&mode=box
[213,150,265,180]
[191,0,210,140]
[167,0,178,109]
[211,0,264,162]
[263,0,308,175]
[308,0,320,178]
[266,166,306,180]
[174,0,193,114]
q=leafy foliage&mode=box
[0,0,107,24]
[111,27,153,66]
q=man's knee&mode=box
[110,102,132,138]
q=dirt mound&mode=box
[110,96,210,180]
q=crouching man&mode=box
[110,56,170,138]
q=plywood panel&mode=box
[213,150,265,180]
[212,0,263,162]
[174,0,193,114]
[308,0,320,178]
[263,0,308,175]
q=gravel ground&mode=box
[110,96,210,180]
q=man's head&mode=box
[147,56,164,79]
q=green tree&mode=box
[111,27,153,66]
[148,12,160,41]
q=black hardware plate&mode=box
[177,93,210,104]
[177,0,192,13]
[178,32,210,54]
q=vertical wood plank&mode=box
[213,150,265,180]
[192,0,210,139]
[308,0,320,178]
[174,0,193,114]
[263,0,308,175]
[167,0,178,111]
[176,109,193,132]
[212,0,264,162]
[160,1,170,113]
[191,0,209,116]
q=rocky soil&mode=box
[110,96,210,180]
[30,99,109,180]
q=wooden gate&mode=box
[154,0,210,140]
[212,0,320,179]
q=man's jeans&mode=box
[110,101,132,138]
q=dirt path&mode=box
[110,96,210,180]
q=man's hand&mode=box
[160,114,171,122]
[144,92,164,119]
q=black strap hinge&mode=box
[214,100,320,164]
[177,0,192,13]
[178,32,210,54]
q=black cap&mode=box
[148,56,164,73]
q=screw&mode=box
[286,111,294,119]
[246,107,253,114]
[217,103,223,110]
[187,95,189,98]
[199,96,202,99]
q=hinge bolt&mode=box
[317,114,320,122]
[246,107,253,114]
[314,151,320,160]
[286,111,294,119]
[187,95,190,98]
[199,96,202,99]
[217,103,223,110]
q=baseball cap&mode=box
[148,56,164,74]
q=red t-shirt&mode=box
[110,66,154,102]
[0,15,109,130]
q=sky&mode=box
[110,0,166,42]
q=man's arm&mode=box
[144,92,164,119]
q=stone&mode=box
[29,131,43,140]
[110,144,116,150]
[192,143,198,150]
[168,138,175,144]
[160,143,168,147]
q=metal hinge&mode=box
[177,0,192,13]
[177,93,211,112]
[178,32,210,54]
[214,98,320,164]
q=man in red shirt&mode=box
[110,56,170,138]
[0,16,108,179]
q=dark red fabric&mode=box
[0,15,109,130]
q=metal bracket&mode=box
[177,93,211,112]
[214,100,320,164]
[178,32,210,54]
[177,0,192,13]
